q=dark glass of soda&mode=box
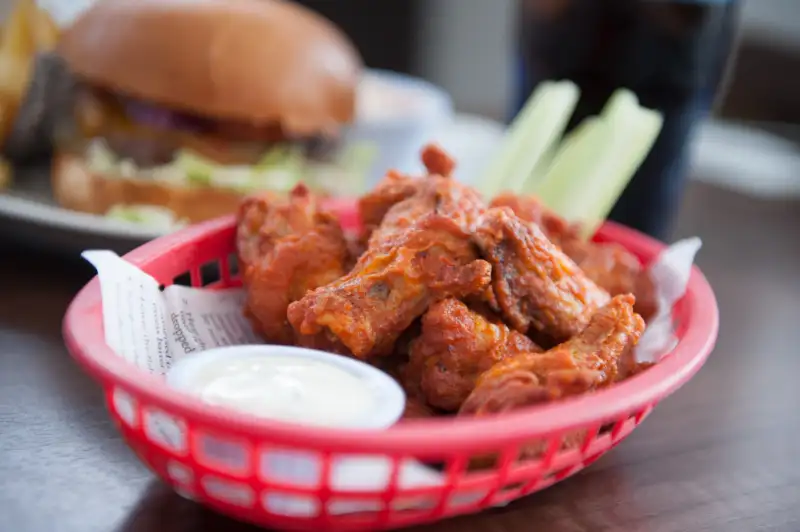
[515,0,741,239]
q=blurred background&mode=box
[6,0,798,200]
[0,0,798,243]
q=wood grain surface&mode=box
[1,181,798,532]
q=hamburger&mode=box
[52,0,369,226]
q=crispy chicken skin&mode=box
[469,294,645,395]
[460,294,645,459]
[289,145,491,359]
[407,299,542,412]
[490,193,577,246]
[236,185,349,345]
[491,193,657,320]
[287,214,492,359]
[358,144,477,243]
[237,188,312,271]
[420,143,457,177]
[401,396,437,421]
[561,239,642,297]
[358,169,421,236]
[473,207,610,344]
[368,176,485,248]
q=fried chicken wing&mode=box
[365,145,485,247]
[473,207,610,344]
[420,143,456,177]
[289,146,491,358]
[358,170,422,235]
[407,299,542,412]
[237,189,309,270]
[460,294,645,459]
[561,239,642,297]
[236,185,350,345]
[288,214,492,359]
[358,144,461,238]
[401,396,437,421]
[471,294,644,393]
[490,193,577,246]
[368,175,485,248]
[491,193,657,320]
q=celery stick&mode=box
[601,88,640,121]
[578,107,663,239]
[530,88,663,240]
[530,116,612,213]
[476,80,579,198]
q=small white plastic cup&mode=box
[166,345,406,488]
[347,69,455,186]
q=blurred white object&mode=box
[408,114,506,185]
[349,70,454,185]
[36,0,94,25]
[691,120,800,198]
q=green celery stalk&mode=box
[528,88,663,240]
[578,105,663,239]
[477,80,580,198]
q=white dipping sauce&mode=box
[189,356,370,426]
[166,346,405,429]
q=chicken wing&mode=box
[561,239,643,298]
[491,193,657,320]
[420,142,457,177]
[358,144,458,237]
[473,207,610,344]
[237,189,308,271]
[401,396,438,421]
[289,146,490,358]
[287,214,492,359]
[490,193,577,246]
[407,299,542,412]
[460,294,645,459]
[368,175,485,248]
[236,185,350,345]
[358,169,421,236]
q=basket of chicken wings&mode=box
[63,144,719,531]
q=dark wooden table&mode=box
[1,182,798,532]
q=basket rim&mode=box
[63,210,719,455]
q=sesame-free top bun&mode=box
[58,0,362,135]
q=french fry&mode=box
[0,52,33,102]
[0,155,11,190]
[30,6,61,51]
[0,52,33,148]
[0,0,36,59]
[0,100,11,184]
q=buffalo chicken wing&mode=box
[358,144,459,237]
[491,193,657,320]
[460,294,645,458]
[473,207,610,344]
[407,298,542,412]
[236,185,350,345]
[287,214,492,359]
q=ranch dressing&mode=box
[166,346,405,429]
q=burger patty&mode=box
[99,132,341,169]
[68,85,342,168]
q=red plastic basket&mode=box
[63,199,718,531]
